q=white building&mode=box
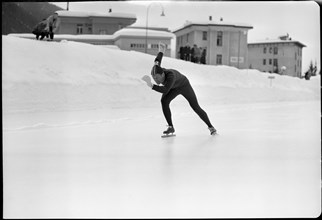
[248,34,306,78]
[12,10,174,57]
[113,27,174,57]
[173,18,253,68]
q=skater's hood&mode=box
[151,65,164,75]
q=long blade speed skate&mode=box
[161,126,175,138]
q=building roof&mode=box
[173,20,253,33]
[248,38,306,48]
[128,25,171,33]
[113,28,175,39]
[9,28,174,42]
[8,33,115,41]
[56,10,136,19]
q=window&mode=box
[263,47,267,53]
[263,59,266,65]
[186,33,189,42]
[77,24,83,34]
[217,31,223,46]
[274,47,278,54]
[273,59,278,67]
[269,47,272,53]
[216,54,222,65]
[269,59,272,65]
[151,44,159,49]
[202,31,207,40]
[130,43,145,49]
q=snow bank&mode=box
[2,35,320,113]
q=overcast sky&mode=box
[51,1,320,71]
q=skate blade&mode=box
[161,133,176,138]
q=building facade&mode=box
[26,10,173,57]
[173,19,253,68]
[248,35,306,77]
[56,10,137,35]
[113,27,173,57]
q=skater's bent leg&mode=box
[161,100,173,126]
[161,89,180,127]
[182,84,213,128]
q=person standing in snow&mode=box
[44,12,60,41]
[200,48,206,64]
[142,43,217,136]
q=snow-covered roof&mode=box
[173,20,253,33]
[9,29,174,42]
[56,10,136,19]
[8,33,115,41]
[248,38,306,48]
[113,28,175,39]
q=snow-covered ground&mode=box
[2,36,321,218]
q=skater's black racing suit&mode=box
[151,52,213,128]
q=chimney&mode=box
[209,16,212,21]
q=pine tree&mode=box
[304,61,314,80]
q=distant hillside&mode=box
[2,2,63,34]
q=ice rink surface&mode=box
[3,101,320,218]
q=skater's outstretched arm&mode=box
[154,42,166,65]
[152,72,175,94]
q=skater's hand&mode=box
[158,42,166,53]
[141,75,153,88]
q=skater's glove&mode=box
[141,75,153,88]
[158,42,166,53]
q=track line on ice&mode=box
[3,114,164,132]
[3,118,131,132]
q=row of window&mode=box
[263,47,278,54]
[202,31,223,46]
[263,46,302,59]
[201,31,223,44]
[130,43,168,49]
[177,31,223,47]
[75,23,124,34]
[263,58,278,66]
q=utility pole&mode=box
[237,30,241,69]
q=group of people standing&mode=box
[32,12,60,41]
[178,44,206,64]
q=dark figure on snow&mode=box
[32,19,49,40]
[179,46,184,60]
[44,12,60,41]
[142,43,217,136]
[184,44,191,61]
[200,48,206,64]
